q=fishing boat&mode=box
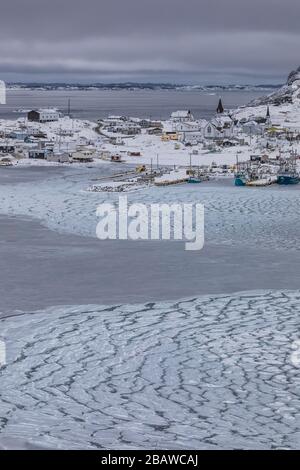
[277,156,299,184]
[246,176,277,187]
[110,154,123,163]
[188,176,202,183]
[234,172,248,186]
[186,156,209,183]
[187,173,209,183]
[234,156,250,186]
[0,157,13,167]
[277,171,299,185]
[187,169,209,183]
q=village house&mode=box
[0,140,15,154]
[71,146,96,162]
[181,131,203,145]
[242,121,264,136]
[109,136,125,145]
[100,116,128,128]
[28,148,49,159]
[149,121,163,129]
[104,121,141,135]
[203,115,235,140]
[0,80,6,105]
[28,140,55,159]
[47,153,71,163]
[99,150,112,160]
[27,109,60,123]
[173,120,204,133]
[129,118,162,129]
[9,130,28,141]
[170,110,194,123]
[111,154,122,162]
[161,131,179,141]
[120,125,141,135]
[176,119,208,143]
[212,115,234,129]
[203,122,222,140]
[106,115,127,123]
[147,127,163,136]
[71,151,94,163]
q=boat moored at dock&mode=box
[277,155,299,184]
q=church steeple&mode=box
[216,98,224,114]
[266,106,271,125]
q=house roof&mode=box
[171,110,192,118]
[211,116,233,127]
[29,108,59,114]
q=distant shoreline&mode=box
[5,83,282,92]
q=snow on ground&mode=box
[34,116,99,142]
[101,131,249,166]
[0,290,299,449]
[154,168,188,184]
[11,156,111,169]
[1,100,300,169]
[0,116,101,157]
[0,115,99,141]
[234,100,300,131]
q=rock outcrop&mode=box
[287,66,300,86]
[250,66,300,106]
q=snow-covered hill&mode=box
[250,66,300,106]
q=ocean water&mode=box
[0,88,268,121]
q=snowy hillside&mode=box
[250,66,300,106]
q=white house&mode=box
[0,80,6,104]
[173,120,205,132]
[171,110,194,123]
[177,119,208,143]
[203,123,222,140]
[242,121,264,136]
[204,116,234,139]
[211,115,234,130]
[181,131,203,144]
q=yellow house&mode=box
[161,132,178,142]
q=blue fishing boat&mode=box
[277,174,299,185]
[277,157,299,184]
[235,177,246,186]
[188,177,202,183]
[235,174,248,186]
[234,156,250,186]
[188,173,210,183]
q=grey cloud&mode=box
[0,0,299,83]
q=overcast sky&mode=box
[0,0,299,84]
